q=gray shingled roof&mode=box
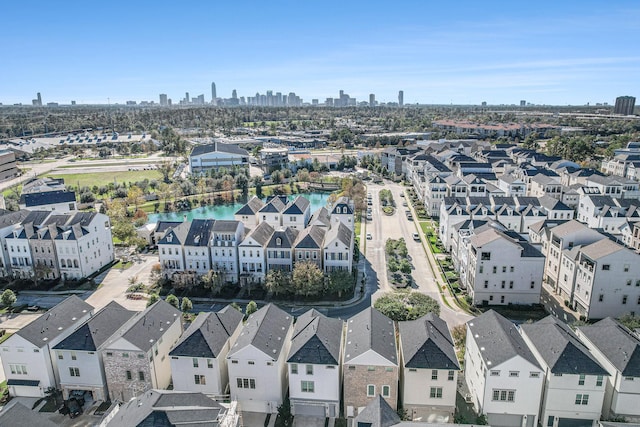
[283,195,310,215]
[228,303,292,360]
[16,295,93,347]
[324,221,352,248]
[331,197,353,215]
[287,309,343,365]
[259,197,286,213]
[243,221,274,246]
[398,313,460,370]
[308,206,331,228]
[21,210,52,227]
[467,310,541,369]
[23,190,76,207]
[0,209,31,228]
[294,225,326,249]
[185,219,215,247]
[344,308,397,365]
[579,238,625,260]
[170,306,243,358]
[105,300,182,352]
[53,301,135,352]
[157,221,190,245]
[267,227,299,248]
[212,220,241,233]
[0,402,58,427]
[235,196,264,216]
[354,394,401,427]
[578,317,640,377]
[521,316,607,376]
[154,221,182,234]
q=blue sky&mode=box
[1,0,639,105]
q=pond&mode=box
[147,192,333,223]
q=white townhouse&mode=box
[464,310,544,427]
[577,195,640,234]
[398,313,460,422]
[19,189,77,213]
[183,219,215,275]
[238,221,273,286]
[322,222,353,273]
[169,305,243,396]
[257,196,287,228]
[576,318,640,422]
[282,195,311,230]
[234,196,264,229]
[330,196,355,231]
[227,303,293,413]
[521,316,608,427]
[5,225,34,279]
[287,309,343,418]
[497,174,527,197]
[158,222,189,278]
[52,301,135,401]
[101,300,183,403]
[0,296,93,397]
[265,227,299,272]
[0,210,31,277]
[293,225,326,269]
[210,220,244,284]
[465,227,544,306]
[189,141,249,174]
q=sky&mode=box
[1,0,639,106]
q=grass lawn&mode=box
[113,260,133,270]
[43,170,162,188]
[0,333,11,345]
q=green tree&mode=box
[265,269,290,296]
[275,397,293,427]
[246,300,258,318]
[166,294,179,309]
[235,173,249,202]
[374,291,440,321]
[328,270,354,298]
[618,313,640,330]
[181,297,193,313]
[146,293,160,307]
[252,176,264,198]
[201,270,223,295]
[1,289,16,307]
[292,261,325,297]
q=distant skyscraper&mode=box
[520,100,526,106]
[398,90,404,107]
[481,101,487,107]
[211,82,217,105]
[369,94,375,107]
[159,94,168,106]
[185,92,190,104]
[232,89,237,99]
[614,96,636,115]
[37,92,42,106]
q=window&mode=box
[578,374,585,385]
[484,280,488,288]
[385,367,393,372]
[596,376,603,387]
[548,416,554,427]
[348,366,355,370]
[623,295,628,304]
[367,366,376,372]
[430,387,443,398]
[306,365,314,375]
[382,385,390,397]
[490,370,500,376]
[493,266,497,274]
[122,352,129,358]
[481,252,491,260]
[301,381,314,393]
[501,281,505,289]
[237,378,256,389]
[509,371,519,377]
[58,353,63,360]
[575,394,589,405]
[510,266,514,272]
[248,361,255,365]
[599,294,604,302]
[431,370,438,380]
[126,370,132,380]
[106,352,113,357]
[602,264,610,271]
[139,371,145,381]
[502,266,507,273]
[71,352,77,360]
[367,385,375,397]
[291,364,298,374]
[448,370,455,381]
[9,364,27,375]
[69,367,80,377]
[479,266,483,273]
[492,389,515,402]
[194,375,206,385]
[530,372,540,378]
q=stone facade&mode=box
[102,350,153,403]
[343,363,398,415]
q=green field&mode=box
[44,170,162,188]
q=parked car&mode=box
[366,233,373,240]
[64,398,83,419]
[412,233,421,241]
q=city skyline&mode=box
[1,1,639,105]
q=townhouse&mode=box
[227,303,293,413]
[211,220,244,283]
[293,225,326,269]
[577,195,640,234]
[0,296,93,397]
[0,209,31,277]
[398,313,460,422]
[343,307,399,417]
[576,318,640,422]
[257,196,287,228]
[287,309,344,417]
[521,316,608,427]
[330,196,355,231]
[464,310,544,427]
[52,301,135,401]
[102,300,183,402]
[183,219,215,275]
[238,221,273,285]
[265,227,299,272]
[282,195,311,229]
[234,196,264,229]
[322,222,353,273]
[169,305,243,395]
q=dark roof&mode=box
[212,220,241,233]
[243,221,274,246]
[267,227,299,249]
[0,402,58,427]
[287,309,343,365]
[105,300,182,352]
[157,221,190,245]
[190,141,249,157]
[521,316,607,376]
[259,197,286,213]
[235,196,264,216]
[398,313,460,370]
[0,209,31,228]
[16,296,93,347]
[154,221,182,234]
[294,225,326,249]
[308,206,331,227]
[331,197,354,215]
[353,395,401,427]
[106,390,224,427]
[21,210,52,226]
[578,317,640,377]
[467,310,540,369]
[170,306,243,358]
[283,196,310,215]
[185,219,215,246]
[345,308,397,365]
[53,301,135,352]
[6,379,41,387]
[23,190,76,207]
[229,303,292,360]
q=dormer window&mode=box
[276,238,282,246]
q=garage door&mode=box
[488,413,523,427]
[293,403,326,417]
[558,418,593,427]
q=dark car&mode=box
[67,398,83,419]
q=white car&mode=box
[412,233,420,241]
[366,233,373,240]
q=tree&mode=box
[618,313,640,330]
[252,176,264,198]
[235,173,249,202]
[166,294,179,309]
[147,293,159,307]
[265,269,290,296]
[291,261,325,297]
[275,397,293,427]
[181,297,193,313]
[374,291,440,321]
[201,270,223,295]
[328,270,354,297]
[245,301,258,318]
[1,289,16,307]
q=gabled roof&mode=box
[344,308,397,365]
[53,301,134,352]
[228,303,292,360]
[467,310,540,369]
[578,317,640,377]
[293,225,326,249]
[287,309,343,365]
[23,190,76,207]
[283,195,310,215]
[521,316,607,376]
[308,206,331,228]
[21,210,52,227]
[212,220,242,233]
[104,300,181,352]
[157,221,190,245]
[579,238,625,260]
[242,221,274,246]
[354,394,400,427]
[324,221,352,248]
[548,220,594,238]
[170,306,243,358]
[266,227,299,249]
[259,197,286,213]
[190,141,249,157]
[154,221,183,235]
[331,196,353,215]
[0,209,31,229]
[184,219,215,247]
[398,313,460,370]
[235,196,264,216]
[16,296,93,347]
[538,195,572,212]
